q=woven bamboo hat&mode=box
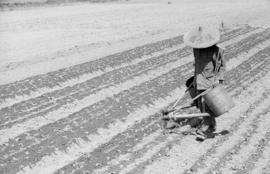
[184,26,220,48]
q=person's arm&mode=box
[218,48,226,84]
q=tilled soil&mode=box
[1,25,270,174]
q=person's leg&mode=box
[203,102,216,131]
[196,90,216,140]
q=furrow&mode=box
[110,63,270,174]
[0,27,268,174]
[60,116,163,174]
[118,135,177,174]
[1,38,270,173]
[0,43,185,109]
[218,26,261,48]
[1,41,268,156]
[227,57,270,97]
[179,86,270,173]
[194,106,270,174]
[215,119,270,174]
[0,34,184,100]
[128,58,270,174]
[1,27,269,130]
[1,60,192,173]
[16,87,187,174]
[0,26,257,109]
[143,70,270,174]
[95,128,185,174]
[0,45,190,127]
[130,71,270,174]
[0,53,194,145]
[0,26,259,122]
[59,56,270,174]
[234,134,270,173]
[57,55,270,174]
[250,144,270,174]
[91,129,177,174]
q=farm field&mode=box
[1,0,270,174]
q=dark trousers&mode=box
[197,90,216,130]
[185,76,219,130]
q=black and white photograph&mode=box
[0,0,270,173]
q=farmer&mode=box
[184,26,226,141]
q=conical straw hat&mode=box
[184,26,220,48]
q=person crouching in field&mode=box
[184,26,226,141]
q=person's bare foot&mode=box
[196,126,216,141]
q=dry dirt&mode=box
[0,0,270,174]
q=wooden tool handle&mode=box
[163,112,210,120]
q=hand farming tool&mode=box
[160,84,234,130]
